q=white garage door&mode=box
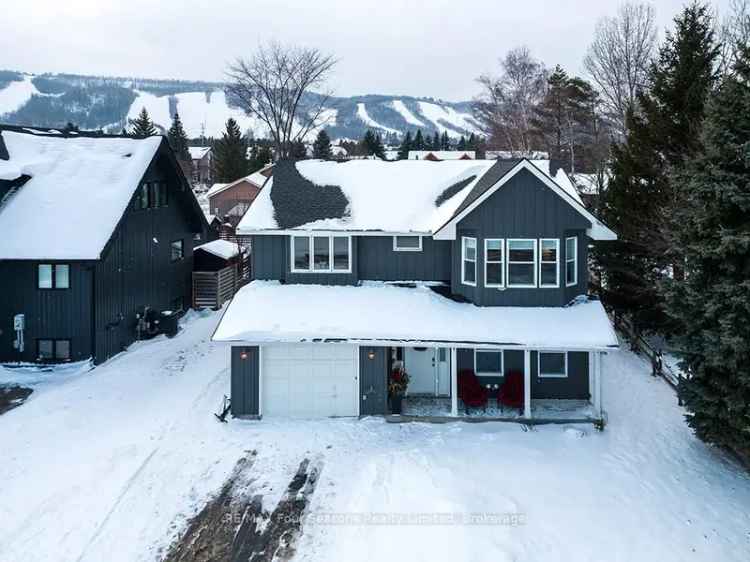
[262,344,359,418]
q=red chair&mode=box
[458,369,489,413]
[497,371,524,414]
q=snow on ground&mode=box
[391,99,425,127]
[356,102,401,135]
[1,311,749,562]
[417,101,481,138]
[0,76,39,116]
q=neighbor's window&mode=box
[291,235,350,273]
[393,235,422,252]
[170,239,184,262]
[461,236,477,286]
[484,239,504,287]
[38,264,70,289]
[539,351,567,378]
[38,339,71,362]
[475,350,503,376]
[507,239,537,287]
[539,239,559,288]
[565,236,578,286]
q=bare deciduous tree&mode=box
[473,46,548,153]
[718,0,750,74]
[584,3,657,136]
[226,42,337,159]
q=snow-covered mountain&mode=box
[0,71,481,141]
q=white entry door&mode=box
[405,347,450,396]
[262,344,359,418]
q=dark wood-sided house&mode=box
[0,125,210,365]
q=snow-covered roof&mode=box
[0,129,162,260]
[194,239,242,260]
[213,281,619,349]
[188,146,210,160]
[239,159,495,233]
[205,166,271,198]
[573,173,607,195]
[486,150,549,160]
[529,160,583,204]
[408,151,475,160]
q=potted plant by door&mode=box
[388,368,410,414]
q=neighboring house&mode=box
[486,150,549,160]
[213,158,618,421]
[408,150,475,161]
[188,146,212,185]
[573,172,608,210]
[206,165,273,228]
[0,126,209,364]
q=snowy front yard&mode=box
[1,310,748,562]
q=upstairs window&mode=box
[393,236,422,252]
[539,239,560,288]
[135,182,168,209]
[38,264,70,289]
[291,235,351,273]
[461,237,477,286]
[484,239,504,287]
[170,239,184,262]
[566,236,578,286]
[507,239,537,288]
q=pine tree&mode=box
[312,129,333,160]
[129,107,157,136]
[466,133,477,151]
[457,136,467,150]
[167,112,190,162]
[397,131,413,159]
[431,131,440,151]
[593,2,720,334]
[360,130,385,159]
[290,140,308,159]
[413,130,425,151]
[664,45,750,462]
[441,131,451,150]
[212,118,249,182]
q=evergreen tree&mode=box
[360,130,385,159]
[413,130,425,151]
[290,140,308,160]
[248,144,273,172]
[664,45,750,462]
[466,133,478,151]
[312,129,333,160]
[457,136,467,150]
[594,2,720,334]
[167,112,190,162]
[212,118,249,182]
[441,131,451,150]
[432,131,441,151]
[129,107,157,136]
[397,131,413,160]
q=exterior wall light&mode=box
[367,349,376,360]
[240,350,248,360]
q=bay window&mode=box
[507,239,537,288]
[291,235,351,273]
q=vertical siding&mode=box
[231,346,260,416]
[451,168,590,306]
[0,261,94,363]
[359,346,388,415]
[358,236,451,281]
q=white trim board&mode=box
[433,159,617,241]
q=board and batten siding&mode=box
[231,346,260,417]
[0,260,94,363]
[451,168,590,306]
[359,346,388,415]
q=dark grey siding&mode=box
[251,234,359,285]
[451,168,590,306]
[93,153,199,363]
[358,236,451,281]
[0,261,94,363]
[359,346,388,415]
[231,346,260,416]
[456,348,590,400]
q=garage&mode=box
[261,344,359,418]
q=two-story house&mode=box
[212,158,618,421]
[0,126,209,365]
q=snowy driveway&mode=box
[0,310,749,562]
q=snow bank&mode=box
[0,131,161,259]
[213,281,618,349]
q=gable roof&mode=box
[0,127,162,260]
[205,165,272,199]
[432,159,616,241]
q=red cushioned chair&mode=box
[458,368,489,414]
[497,370,524,414]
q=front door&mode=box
[405,347,450,396]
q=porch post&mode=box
[450,347,458,416]
[523,349,531,418]
[593,351,603,418]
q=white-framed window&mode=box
[484,238,504,288]
[393,235,422,252]
[565,236,578,286]
[461,236,477,286]
[539,239,560,288]
[507,239,537,288]
[291,235,351,273]
[538,351,567,378]
[475,350,503,376]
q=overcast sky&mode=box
[2,0,734,101]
